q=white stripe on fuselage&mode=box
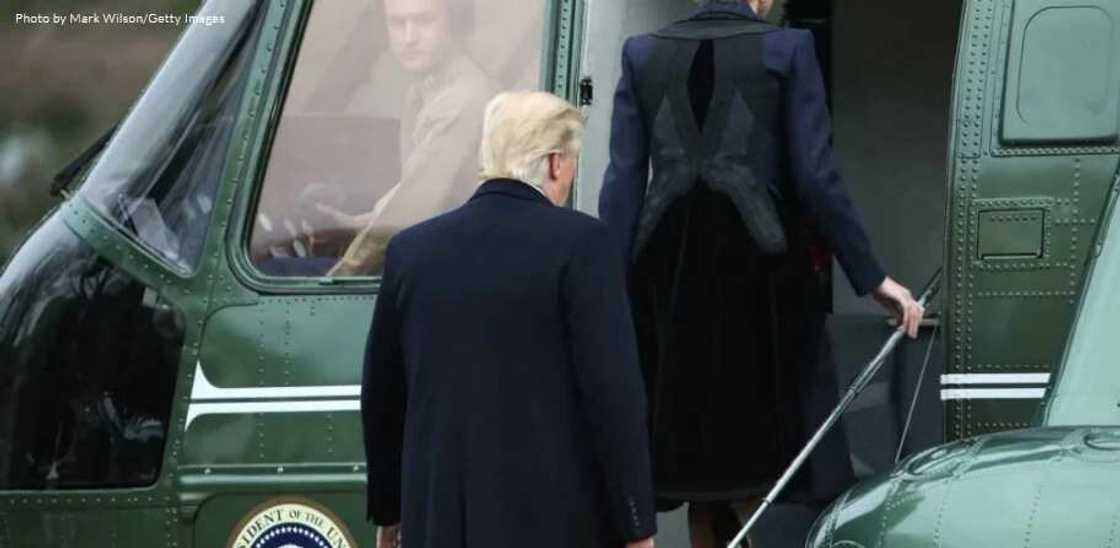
[191,361,360,400]
[185,361,361,429]
[183,369,1054,425]
[940,373,1051,385]
[185,399,361,429]
[940,388,1047,400]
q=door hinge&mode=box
[579,77,593,107]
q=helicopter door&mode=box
[943,0,1120,439]
[573,0,694,215]
[183,0,554,545]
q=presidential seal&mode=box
[228,498,358,548]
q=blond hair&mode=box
[478,91,585,189]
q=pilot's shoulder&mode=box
[441,56,499,103]
[461,66,499,100]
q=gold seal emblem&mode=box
[228,498,358,548]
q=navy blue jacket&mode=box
[363,180,656,547]
[600,2,885,295]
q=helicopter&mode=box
[803,0,1120,545]
[0,0,1112,546]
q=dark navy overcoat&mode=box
[599,2,886,504]
[363,180,657,547]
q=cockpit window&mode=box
[78,0,261,274]
[248,0,545,278]
[0,216,184,490]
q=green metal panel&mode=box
[545,0,584,101]
[1042,180,1120,426]
[184,295,370,467]
[977,209,1045,259]
[943,0,1120,440]
[199,297,373,387]
[0,507,178,548]
[171,0,302,499]
[184,413,365,466]
[808,1,1120,544]
[808,427,1120,547]
[1001,0,1120,144]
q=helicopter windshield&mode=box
[77,0,261,273]
[247,0,546,277]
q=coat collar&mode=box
[689,1,764,22]
[657,2,773,40]
[470,178,553,206]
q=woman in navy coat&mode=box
[599,0,924,545]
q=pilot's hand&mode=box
[376,524,401,548]
[316,203,374,231]
[298,182,343,211]
[295,183,368,230]
[873,276,924,339]
[625,537,654,548]
[327,221,393,277]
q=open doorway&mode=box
[828,0,959,313]
[826,0,961,484]
[575,0,962,545]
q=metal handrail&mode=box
[727,269,944,548]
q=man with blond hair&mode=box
[363,91,657,548]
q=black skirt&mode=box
[630,185,853,505]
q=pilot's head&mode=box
[383,0,471,74]
[695,0,775,19]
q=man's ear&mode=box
[547,153,561,182]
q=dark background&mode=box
[0,0,199,264]
[829,0,961,469]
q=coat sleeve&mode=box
[362,241,406,525]
[599,37,650,263]
[785,31,886,296]
[562,222,656,542]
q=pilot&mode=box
[323,0,498,275]
[599,0,925,545]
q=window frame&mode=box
[73,0,266,279]
[998,0,1120,146]
[231,0,580,294]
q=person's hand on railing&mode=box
[873,276,925,339]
